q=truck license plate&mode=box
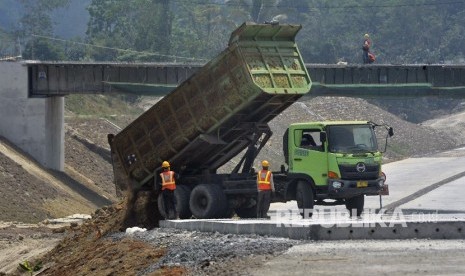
[356,181,368,188]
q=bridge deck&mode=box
[25,62,465,98]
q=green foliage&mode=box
[23,38,65,60]
[86,0,174,61]
[18,260,43,275]
[18,0,70,36]
[62,37,88,61]
[65,94,143,117]
[13,0,70,60]
[0,28,16,55]
[4,0,465,64]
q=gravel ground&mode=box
[111,228,300,275]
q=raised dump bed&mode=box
[109,22,312,192]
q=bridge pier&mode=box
[0,62,64,171]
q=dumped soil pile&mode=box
[38,193,174,276]
[36,196,297,276]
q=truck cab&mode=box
[280,121,392,217]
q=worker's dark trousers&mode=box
[162,189,176,219]
[257,190,271,218]
[363,50,369,64]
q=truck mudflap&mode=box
[327,178,385,198]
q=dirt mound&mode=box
[299,97,457,159]
[123,190,162,230]
[65,117,122,201]
[423,110,465,146]
[39,195,171,276]
[0,139,96,223]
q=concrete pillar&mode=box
[45,96,64,170]
[0,62,64,171]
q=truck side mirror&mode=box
[388,127,394,137]
[320,132,327,143]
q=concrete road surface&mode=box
[251,147,465,275]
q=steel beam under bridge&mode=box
[27,62,465,98]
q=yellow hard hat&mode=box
[262,160,269,167]
[364,33,370,38]
[162,161,170,168]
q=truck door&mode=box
[289,129,328,186]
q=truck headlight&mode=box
[332,181,342,189]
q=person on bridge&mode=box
[159,161,177,219]
[362,33,372,64]
[256,160,275,219]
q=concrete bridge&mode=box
[1,61,465,171]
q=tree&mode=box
[86,0,176,62]
[18,0,70,60]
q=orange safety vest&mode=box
[257,170,272,191]
[160,171,176,190]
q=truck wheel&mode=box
[345,194,365,217]
[189,184,227,219]
[235,205,257,218]
[296,181,314,218]
[175,185,192,219]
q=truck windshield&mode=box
[327,125,378,153]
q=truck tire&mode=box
[296,181,314,218]
[345,194,365,217]
[175,185,192,219]
[189,184,227,219]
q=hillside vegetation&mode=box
[2,1,465,64]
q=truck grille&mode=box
[338,164,379,180]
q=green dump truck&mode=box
[279,121,393,218]
[108,22,393,220]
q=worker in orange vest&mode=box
[256,160,275,219]
[160,161,177,219]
